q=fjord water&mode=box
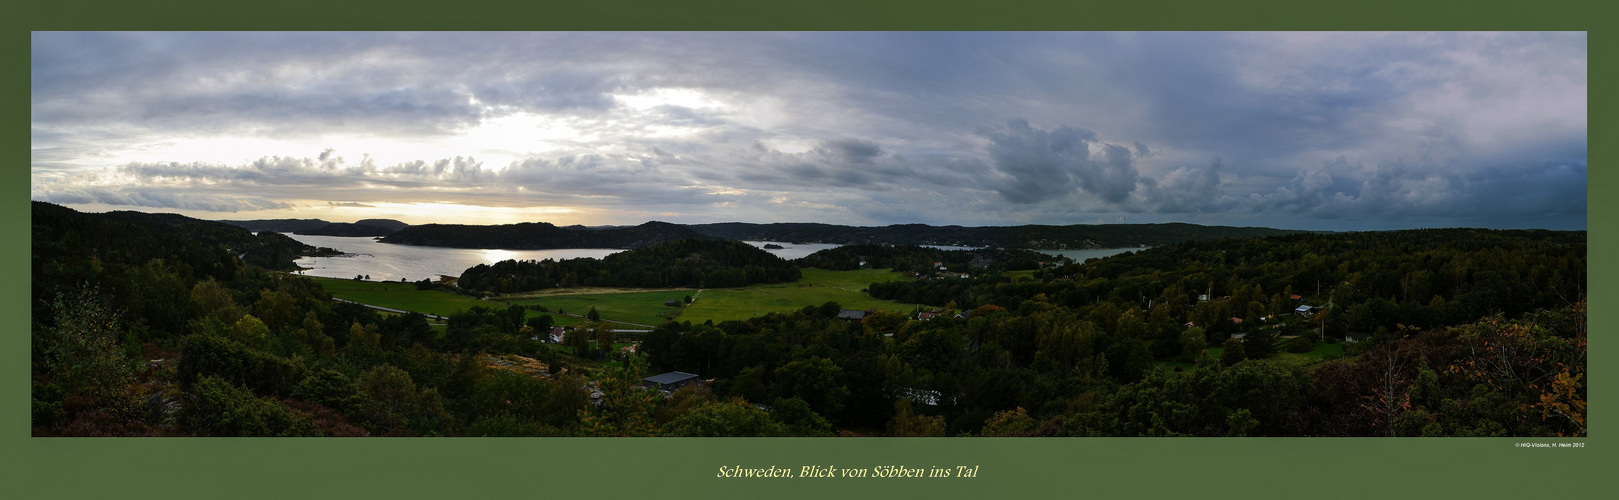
[284,233,1142,282]
[286,234,624,282]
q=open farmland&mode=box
[499,289,696,327]
[308,276,582,325]
[484,268,917,326]
[677,268,916,324]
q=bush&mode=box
[1286,336,1315,353]
[184,376,321,436]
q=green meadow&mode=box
[678,268,917,324]
[486,267,918,326]
[307,276,582,325]
[500,289,695,327]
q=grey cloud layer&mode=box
[30,32,1586,229]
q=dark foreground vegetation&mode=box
[32,202,1584,437]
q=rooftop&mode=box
[643,371,700,385]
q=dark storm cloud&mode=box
[1237,158,1586,227]
[1137,158,1227,214]
[980,119,1140,204]
[30,32,1585,229]
[816,139,884,164]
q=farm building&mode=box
[642,371,700,392]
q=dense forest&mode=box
[379,221,715,249]
[296,221,406,237]
[32,203,1585,437]
[690,221,1305,249]
[796,244,1052,274]
[458,239,802,293]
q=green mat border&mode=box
[5,2,1609,498]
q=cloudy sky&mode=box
[30,32,1586,230]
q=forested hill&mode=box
[221,218,409,237]
[31,202,334,334]
[688,222,1305,249]
[797,244,1053,273]
[379,220,716,249]
[35,202,326,274]
[458,239,800,293]
[297,221,405,237]
[220,218,332,233]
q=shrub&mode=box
[1286,336,1315,353]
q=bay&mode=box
[284,233,1147,283]
[285,234,624,282]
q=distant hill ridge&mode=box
[221,218,410,237]
[378,220,715,249]
[687,221,1306,249]
[222,216,1306,250]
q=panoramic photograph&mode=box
[29,31,1586,437]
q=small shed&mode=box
[837,309,870,321]
[1344,331,1372,344]
[642,371,700,392]
[1295,305,1317,315]
[664,300,681,307]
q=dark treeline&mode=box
[296,221,405,237]
[379,220,714,249]
[690,221,1305,249]
[458,239,801,293]
[221,218,409,236]
[797,244,1051,274]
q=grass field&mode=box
[1002,270,1038,281]
[678,268,916,324]
[1268,340,1345,366]
[315,268,917,327]
[308,276,582,325]
[501,290,695,327]
[486,268,917,326]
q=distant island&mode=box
[223,217,1307,251]
[688,222,1305,249]
[379,221,716,249]
[222,218,410,237]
